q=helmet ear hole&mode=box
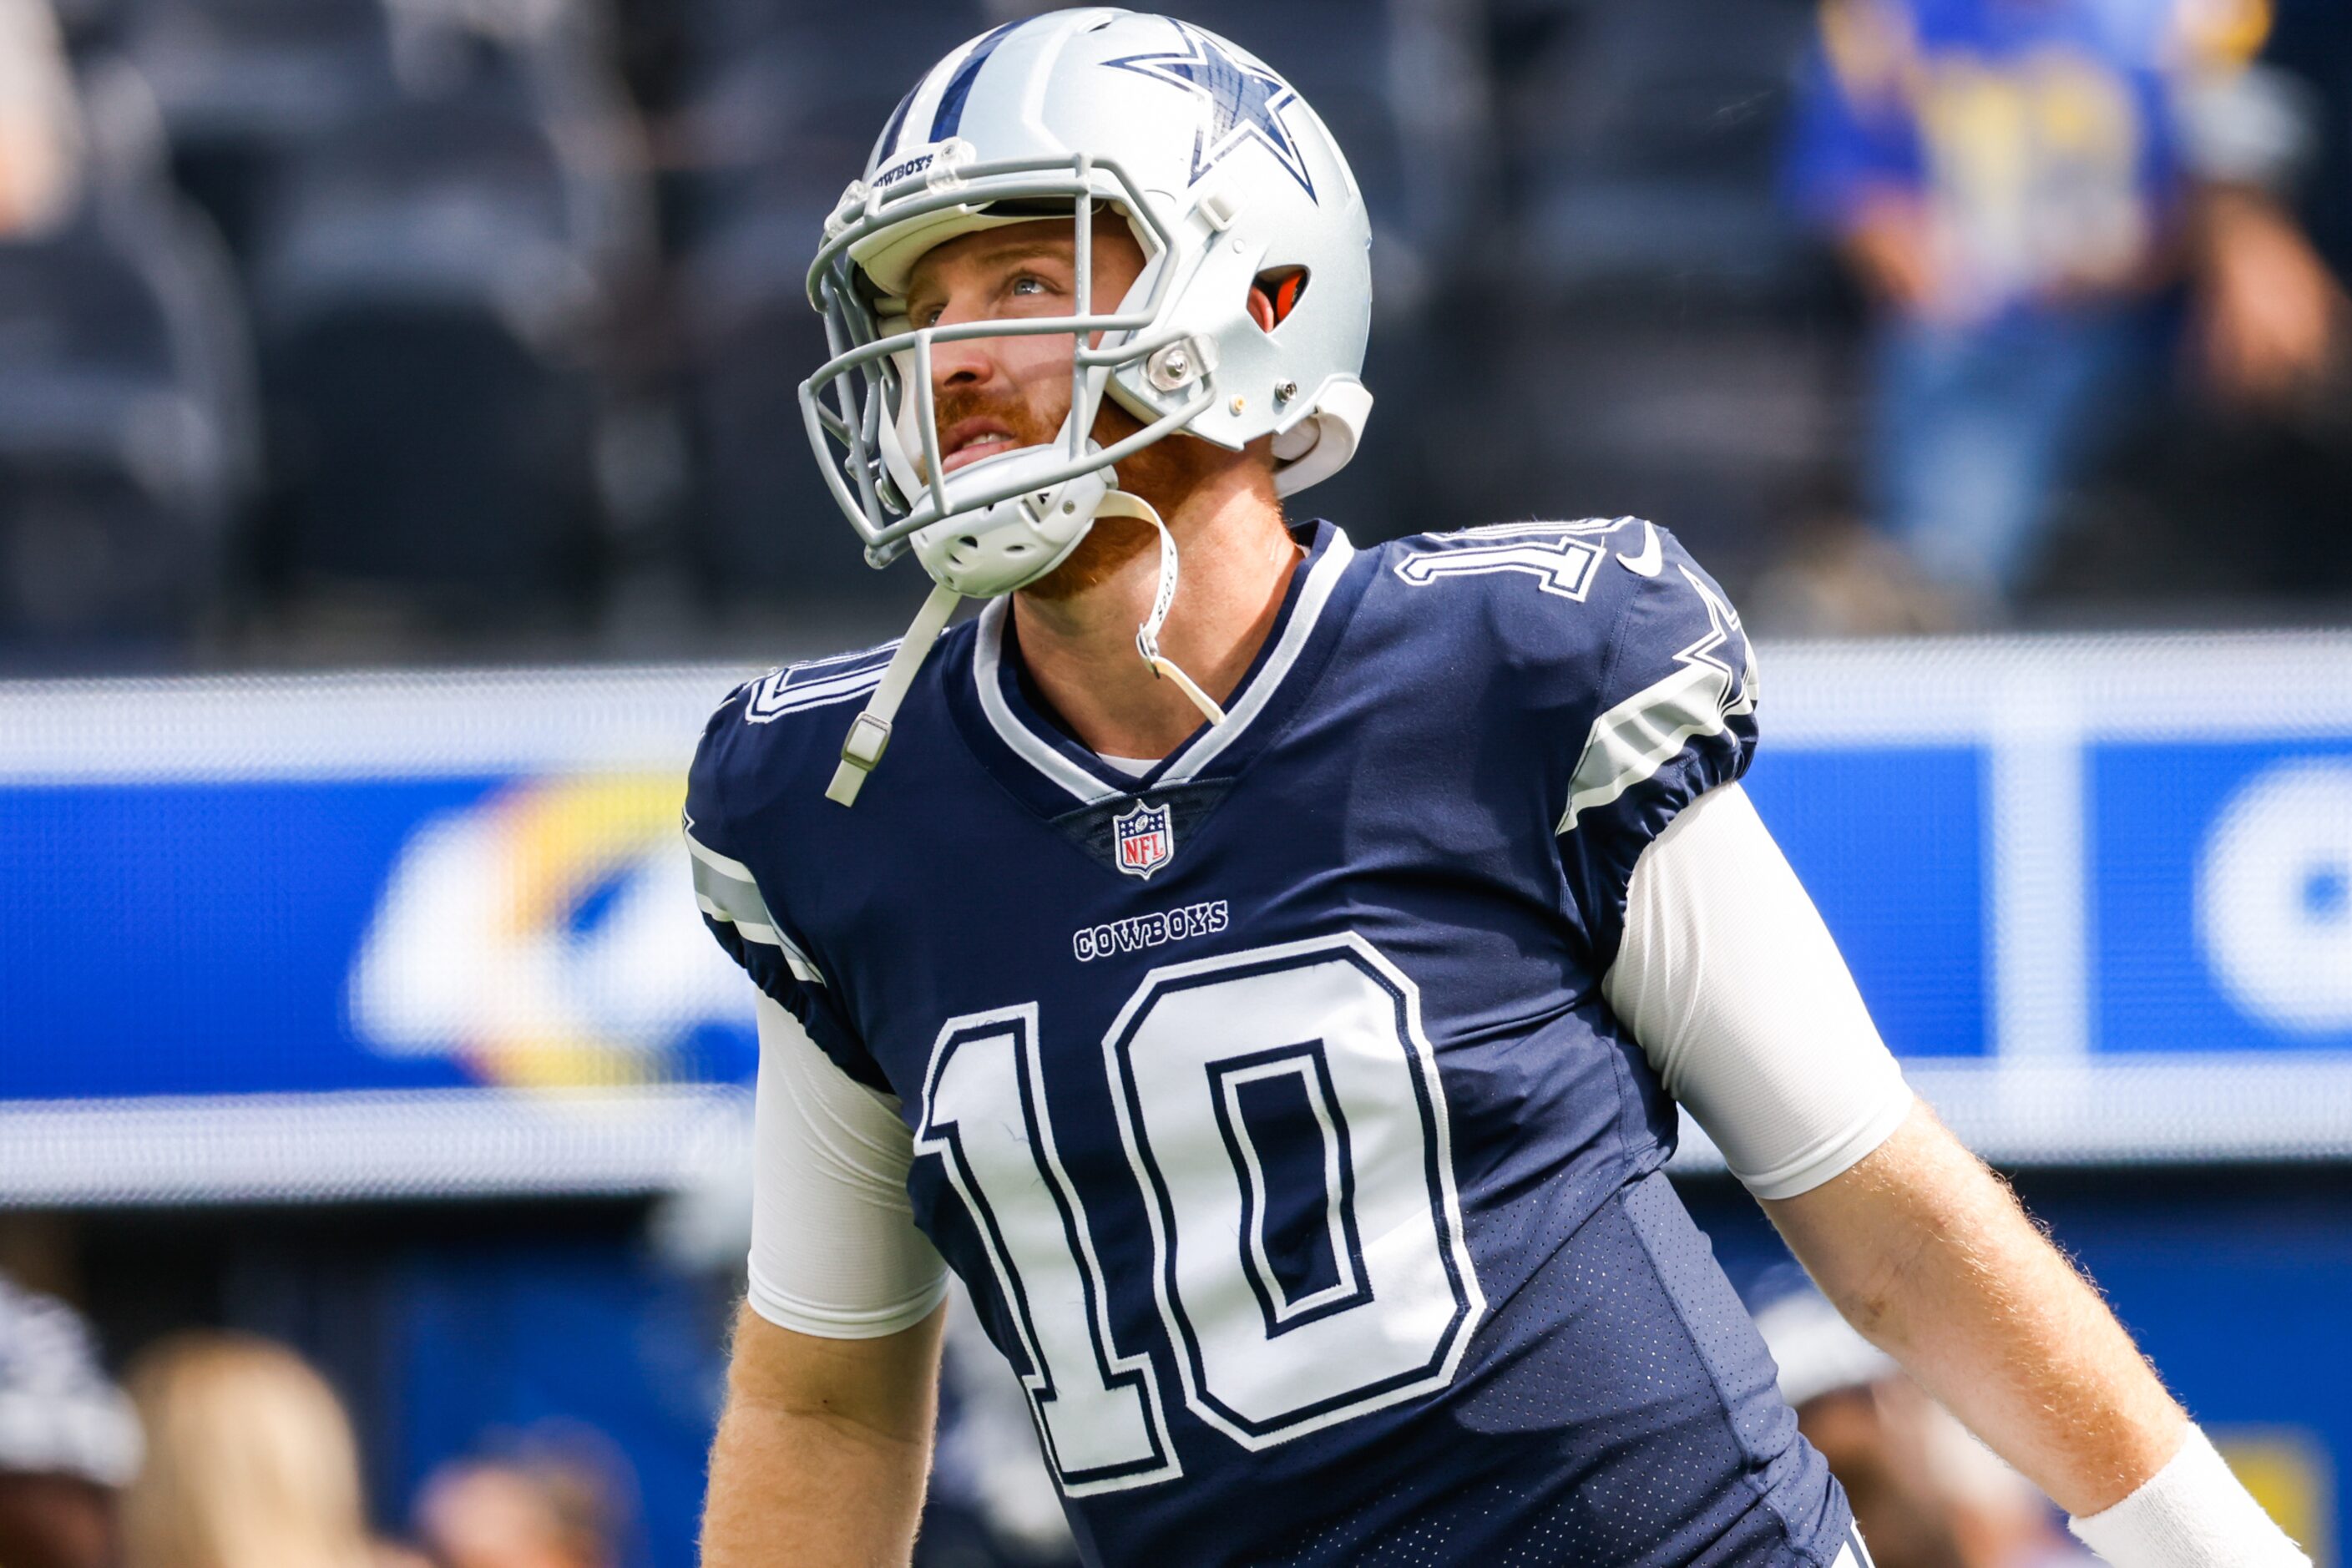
[1250,267,1308,332]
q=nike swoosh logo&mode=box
[1616,520,1662,577]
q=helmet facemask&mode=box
[802,151,1219,600]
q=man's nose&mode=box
[928,309,997,392]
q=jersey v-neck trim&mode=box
[960,521,1362,810]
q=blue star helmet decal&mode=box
[1105,21,1317,201]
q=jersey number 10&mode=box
[915,933,1487,1495]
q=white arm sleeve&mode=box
[1602,782,1914,1200]
[746,993,950,1338]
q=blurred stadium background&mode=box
[1,0,2349,1565]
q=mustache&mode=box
[925,387,1058,450]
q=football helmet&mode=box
[801,8,1373,802]
[802,7,1373,594]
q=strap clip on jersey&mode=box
[827,581,964,807]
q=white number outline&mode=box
[913,1004,1181,1495]
[1102,933,1486,1450]
[1390,522,1611,600]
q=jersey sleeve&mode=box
[1554,529,1760,969]
[684,685,881,1090]
[1780,0,1928,230]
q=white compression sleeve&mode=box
[1602,782,1914,1199]
[746,994,949,1338]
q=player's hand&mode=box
[2197,188,2348,408]
[1839,194,1945,317]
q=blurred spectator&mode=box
[1783,0,2346,625]
[0,1274,142,1568]
[0,0,82,236]
[1753,1285,2086,1568]
[119,1329,407,1568]
[412,1430,629,1568]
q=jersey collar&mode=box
[949,520,1364,816]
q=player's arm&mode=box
[701,995,953,1567]
[706,1302,943,1568]
[1765,1106,2213,1530]
[1606,784,2307,1568]
[2165,0,2346,403]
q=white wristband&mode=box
[2069,1427,2310,1568]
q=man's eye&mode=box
[1010,275,1049,296]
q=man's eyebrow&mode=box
[906,239,1075,298]
[964,235,1076,266]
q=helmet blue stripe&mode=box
[874,82,919,164]
[928,19,1021,143]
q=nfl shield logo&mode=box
[1113,800,1174,880]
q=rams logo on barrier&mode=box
[350,776,751,1088]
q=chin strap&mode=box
[826,491,1225,808]
[826,580,964,807]
[1098,490,1229,728]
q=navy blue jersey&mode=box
[687,519,1849,1566]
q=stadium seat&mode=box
[110,0,397,259]
[241,2,656,625]
[0,62,255,657]
[1496,0,1820,301]
[1445,0,1853,577]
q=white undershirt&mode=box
[1601,782,1914,1199]
[745,781,1914,1338]
[746,994,949,1338]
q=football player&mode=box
[687,12,2306,1566]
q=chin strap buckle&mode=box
[840,711,892,769]
[826,582,964,807]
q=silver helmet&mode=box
[800,8,1374,600]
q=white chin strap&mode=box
[1097,489,1230,731]
[825,491,1227,808]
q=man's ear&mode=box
[1247,286,1277,332]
